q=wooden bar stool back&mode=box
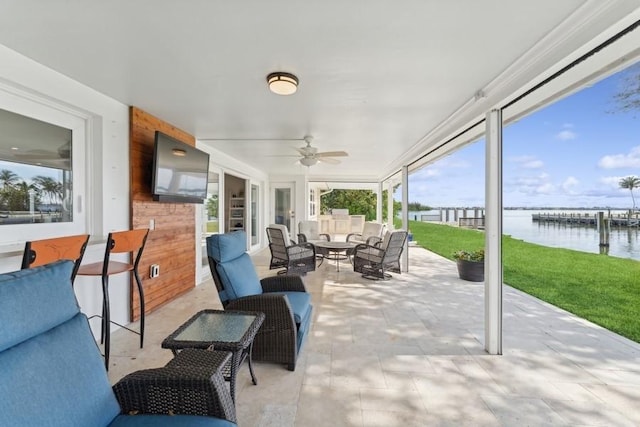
[21,234,90,284]
[77,228,149,369]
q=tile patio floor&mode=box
[107,246,640,426]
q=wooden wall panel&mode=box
[130,106,197,320]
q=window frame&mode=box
[0,88,88,247]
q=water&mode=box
[408,209,640,261]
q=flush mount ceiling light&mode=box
[299,157,318,167]
[267,72,298,95]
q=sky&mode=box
[406,63,640,209]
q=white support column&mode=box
[401,165,409,272]
[377,181,383,223]
[485,109,503,355]
[386,180,394,230]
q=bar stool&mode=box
[21,234,90,284]
[77,228,149,369]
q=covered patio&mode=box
[108,246,640,426]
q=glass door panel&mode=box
[251,184,259,246]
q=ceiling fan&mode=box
[295,136,348,166]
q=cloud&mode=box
[556,130,577,140]
[562,176,579,194]
[508,155,543,169]
[598,146,640,169]
[600,176,624,187]
[522,160,544,169]
[506,172,555,195]
[413,168,440,179]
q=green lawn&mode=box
[206,221,219,233]
[409,220,640,343]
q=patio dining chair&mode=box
[346,221,386,245]
[353,229,408,280]
[297,220,330,244]
[266,224,316,275]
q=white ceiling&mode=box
[0,1,638,180]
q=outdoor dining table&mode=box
[313,241,357,272]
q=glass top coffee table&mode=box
[161,309,265,402]
[314,241,357,272]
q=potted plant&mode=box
[453,249,484,282]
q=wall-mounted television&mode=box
[151,131,210,204]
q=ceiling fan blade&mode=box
[315,151,348,158]
[318,157,341,164]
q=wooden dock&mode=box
[532,212,640,227]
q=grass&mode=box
[408,220,640,343]
[206,221,219,233]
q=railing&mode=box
[458,217,485,229]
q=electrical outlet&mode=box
[150,264,160,278]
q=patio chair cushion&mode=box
[110,414,235,426]
[208,232,262,300]
[379,230,392,250]
[274,291,312,323]
[0,260,79,352]
[0,261,121,427]
[362,221,384,239]
[269,223,293,244]
[299,220,320,240]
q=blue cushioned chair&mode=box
[0,260,236,427]
[207,231,313,371]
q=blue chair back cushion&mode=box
[207,232,263,300]
[0,260,78,352]
[207,231,247,263]
[0,261,121,427]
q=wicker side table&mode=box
[161,309,265,402]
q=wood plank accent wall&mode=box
[129,106,196,320]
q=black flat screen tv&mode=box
[151,131,210,204]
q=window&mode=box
[309,188,316,217]
[0,109,73,226]
[0,94,86,246]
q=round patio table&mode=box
[313,241,357,272]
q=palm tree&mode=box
[0,169,18,189]
[33,175,61,204]
[619,176,640,209]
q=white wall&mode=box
[0,44,130,335]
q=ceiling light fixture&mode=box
[267,72,298,95]
[300,157,317,167]
[172,148,187,157]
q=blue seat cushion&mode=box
[110,414,236,427]
[275,291,312,324]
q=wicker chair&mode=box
[0,260,236,426]
[297,220,330,244]
[207,231,313,371]
[266,224,316,275]
[346,221,386,245]
[353,230,408,280]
